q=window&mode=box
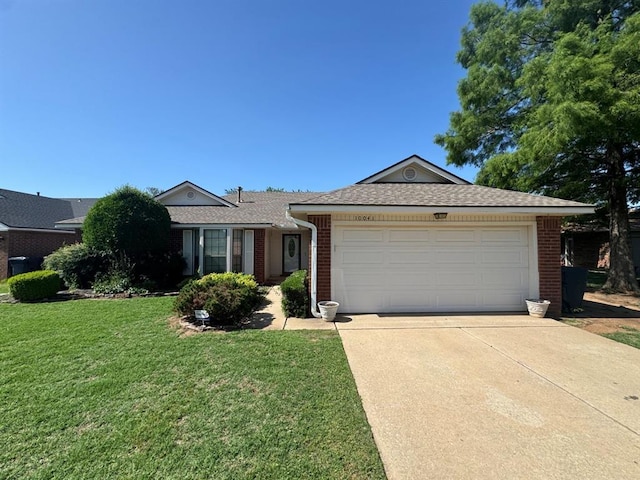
[232,229,243,272]
[204,229,227,274]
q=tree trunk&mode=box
[602,145,640,293]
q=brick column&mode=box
[308,215,331,301]
[254,229,266,284]
[537,216,562,317]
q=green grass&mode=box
[603,326,640,349]
[586,269,640,290]
[0,280,8,294]
[0,297,385,479]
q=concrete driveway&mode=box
[336,314,640,479]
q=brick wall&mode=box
[537,217,562,317]
[254,229,265,284]
[308,215,331,301]
[1,230,80,279]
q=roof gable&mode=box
[155,181,237,207]
[357,154,471,185]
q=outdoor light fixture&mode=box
[433,212,448,220]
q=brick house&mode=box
[562,211,640,272]
[56,155,592,317]
[0,189,96,279]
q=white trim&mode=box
[226,229,233,272]
[198,228,204,275]
[170,223,272,229]
[155,181,237,208]
[0,222,9,231]
[358,155,471,185]
[289,204,594,215]
[244,230,255,275]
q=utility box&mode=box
[8,257,30,276]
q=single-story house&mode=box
[57,183,322,285]
[562,211,640,273]
[0,189,96,279]
[57,155,592,316]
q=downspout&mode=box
[286,210,322,318]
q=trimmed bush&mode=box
[43,243,110,289]
[8,270,61,302]
[174,272,262,326]
[280,270,308,318]
[83,186,171,259]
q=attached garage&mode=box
[288,155,594,317]
[333,223,536,313]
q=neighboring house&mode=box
[0,189,96,279]
[562,210,640,272]
[288,155,593,317]
[55,154,593,317]
[57,182,322,285]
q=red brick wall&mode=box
[1,230,80,279]
[537,217,562,317]
[254,229,265,284]
[308,215,331,301]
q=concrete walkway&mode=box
[337,314,640,479]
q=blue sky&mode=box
[1,0,479,198]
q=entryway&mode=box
[282,234,301,274]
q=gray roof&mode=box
[58,191,324,228]
[290,183,592,209]
[0,189,97,229]
[167,191,322,227]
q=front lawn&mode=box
[0,280,8,294]
[0,297,385,479]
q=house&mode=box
[287,155,593,317]
[56,155,592,317]
[562,210,640,272]
[57,182,322,285]
[0,189,96,279]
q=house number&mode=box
[354,215,375,221]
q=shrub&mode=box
[174,272,262,326]
[83,186,171,259]
[8,270,61,302]
[280,270,308,318]
[43,243,110,289]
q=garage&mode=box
[288,155,594,317]
[333,224,536,313]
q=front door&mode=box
[282,234,301,274]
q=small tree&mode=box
[83,185,171,267]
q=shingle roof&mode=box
[166,191,322,227]
[290,183,592,209]
[58,191,324,228]
[0,189,97,229]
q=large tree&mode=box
[436,0,640,293]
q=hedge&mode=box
[8,270,61,302]
[280,270,309,318]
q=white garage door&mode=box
[333,225,533,313]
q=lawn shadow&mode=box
[242,312,276,329]
[569,300,640,319]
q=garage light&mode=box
[433,212,448,220]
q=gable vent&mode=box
[402,166,417,181]
[186,191,195,200]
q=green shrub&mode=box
[280,270,308,318]
[83,186,171,258]
[174,272,262,326]
[43,243,110,289]
[8,270,61,302]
